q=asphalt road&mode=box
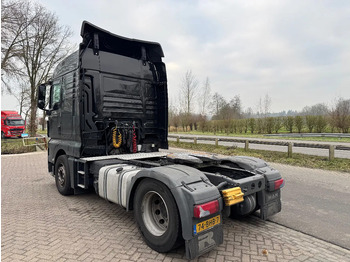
[169,133,350,159]
[268,163,350,250]
[166,147,350,250]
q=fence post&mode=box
[194,137,197,145]
[329,145,335,161]
[176,136,180,143]
[43,137,48,149]
[288,142,293,158]
[215,138,219,147]
[245,140,249,151]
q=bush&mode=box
[315,115,327,133]
[284,116,294,133]
[266,117,275,134]
[256,118,264,134]
[274,117,282,133]
[305,115,316,133]
[248,118,256,134]
[1,140,36,154]
[294,116,304,133]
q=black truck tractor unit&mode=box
[37,21,284,259]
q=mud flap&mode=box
[185,225,223,260]
[259,189,281,220]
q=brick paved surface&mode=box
[2,152,350,262]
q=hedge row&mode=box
[169,115,350,134]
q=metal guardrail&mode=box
[2,135,348,158]
[168,135,350,160]
[22,136,48,150]
[265,133,350,138]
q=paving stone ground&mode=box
[2,152,350,262]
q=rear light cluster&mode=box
[274,178,285,190]
[193,200,219,218]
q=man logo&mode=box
[198,232,215,251]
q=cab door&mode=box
[48,79,62,138]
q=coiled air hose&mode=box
[112,128,122,148]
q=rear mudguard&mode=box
[126,164,224,259]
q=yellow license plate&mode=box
[194,215,221,234]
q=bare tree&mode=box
[263,94,272,117]
[256,93,271,118]
[256,97,263,118]
[301,103,329,116]
[244,107,254,118]
[211,92,227,120]
[15,82,31,117]
[228,95,242,118]
[199,77,211,116]
[1,0,36,91]
[6,1,73,135]
[180,70,199,115]
[179,70,199,131]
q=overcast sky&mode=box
[2,0,350,113]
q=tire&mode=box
[1,132,5,139]
[54,155,74,195]
[134,179,182,253]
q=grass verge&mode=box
[169,141,350,173]
[1,139,37,154]
[36,129,47,135]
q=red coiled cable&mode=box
[132,126,137,153]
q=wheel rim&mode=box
[57,164,66,187]
[141,191,169,236]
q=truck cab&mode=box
[38,21,167,165]
[1,111,26,138]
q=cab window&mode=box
[51,81,61,109]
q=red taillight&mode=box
[274,178,285,190]
[193,200,219,218]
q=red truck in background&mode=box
[1,111,26,139]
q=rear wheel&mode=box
[1,132,5,139]
[54,155,73,195]
[134,179,182,253]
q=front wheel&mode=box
[54,155,73,195]
[134,179,182,253]
[1,132,5,139]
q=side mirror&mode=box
[52,102,59,110]
[37,84,46,110]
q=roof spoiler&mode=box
[80,21,164,61]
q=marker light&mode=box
[274,178,285,190]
